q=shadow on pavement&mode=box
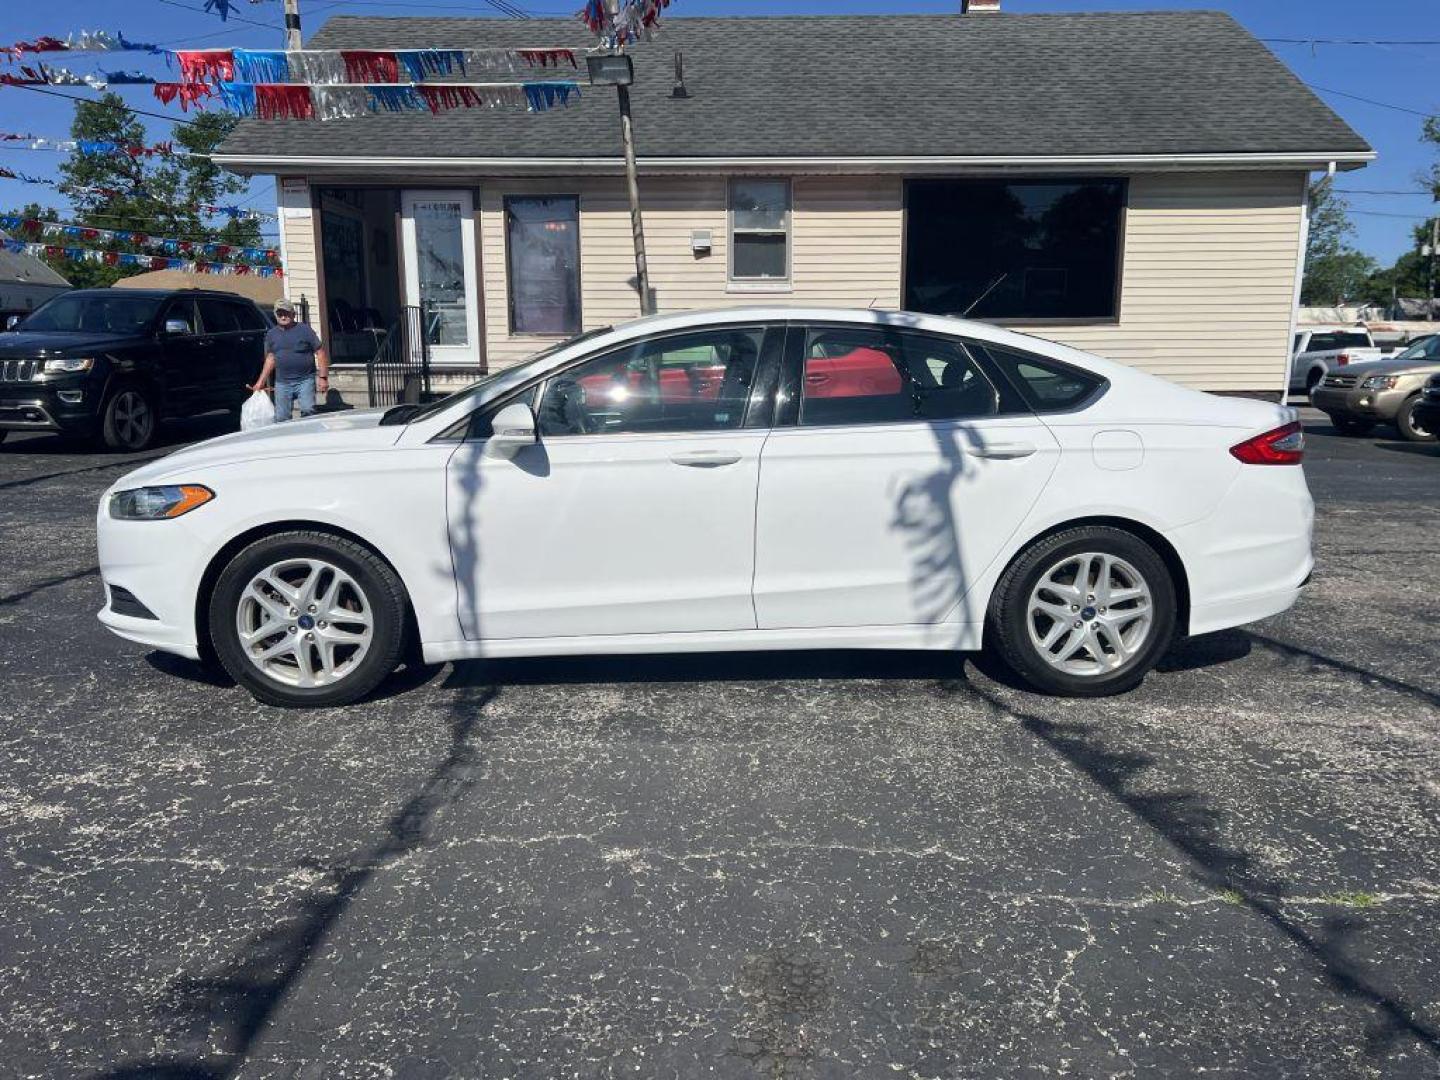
[0,565,100,607]
[1374,441,1440,459]
[90,685,499,1080]
[965,682,1440,1066]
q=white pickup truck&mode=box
[1288,326,1399,395]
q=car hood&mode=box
[112,409,403,488]
[1337,356,1440,378]
[0,330,142,357]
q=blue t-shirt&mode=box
[265,323,323,381]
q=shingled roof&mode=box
[217,11,1371,166]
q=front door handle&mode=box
[966,441,1037,460]
[670,450,742,468]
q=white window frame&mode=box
[727,177,792,290]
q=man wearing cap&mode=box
[248,299,329,422]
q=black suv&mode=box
[0,288,268,451]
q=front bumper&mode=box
[1310,383,1411,422]
[95,508,209,661]
[0,383,97,434]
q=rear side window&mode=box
[798,326,999,427]
[232,302,267,332]
[971,342,1105,412]
[197,299,240,334]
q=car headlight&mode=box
[1361,375,1400,390]
[109,485,214,520]
[42,356,94,374]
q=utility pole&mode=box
[1429,215,1438,322]
[604,0,654,315]
[283,0,303,50]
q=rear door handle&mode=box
[966,441,1037,460]
[670,450,742,468]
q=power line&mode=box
[1336,188,1437,197]
[4,83,208,128]
[154,0,283,31]
[1304,82,1440,119]
[1349,209,1436,220]
[1265,37,1440,46]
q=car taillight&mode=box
[1336,353,1350,366]
[1230,421,1305,465]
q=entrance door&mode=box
[400,190,480,366]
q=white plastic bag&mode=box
[240,389,275,432]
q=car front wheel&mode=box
[1396,395,1437,443]
[987,527,1177,697]
[100,385,157,452]
[209,530,409,708]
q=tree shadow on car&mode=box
[964,681,1440,1066]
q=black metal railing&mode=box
[366,304,432,408]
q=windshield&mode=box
[404,326,612,424]
[1394,335,1440,362]
[17,294,164,335]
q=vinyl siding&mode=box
[1006,171,1306,393]
[277,177,320,328]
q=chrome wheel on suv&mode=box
[235,558,375,688]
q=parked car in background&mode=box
[0,288,268,451]
[1309,334,1440,441]
[1410,373,1440,442]
[96,307,1313,708]
[1288,325,1399,395]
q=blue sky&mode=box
[1,0,1436,262]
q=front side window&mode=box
[729,179,790,281]
[197,299,240,335]
[905,178,1126,320]
[537,327,764,436]
[163,298,201,335]
[507,196,581,335]
[798,327,999,427]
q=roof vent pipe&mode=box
[671,50,689,98]
[961,0,1001,12]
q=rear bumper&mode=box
[1168,463,1314,637]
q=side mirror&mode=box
[163,318,191,335]
[485,402,538,458]
[4,315,19,331]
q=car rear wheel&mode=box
[100,385,157,452]
[986,526,1176,697]
[209,530,409,708]
[1327,413,1374,437]
[1305,368,1323,393]
[1396,395,1437,442]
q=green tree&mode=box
[1301,178,1376,306]
[13,94,263,287]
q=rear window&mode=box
[1306,331,1371,352]
[971,342,1106,412]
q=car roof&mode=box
[66,288,263,304]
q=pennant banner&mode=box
[1,237,282,277]
[0,215,277,263]
[1,30,165,63]
[581,0,674,49]
[0,167,279,222]
[176,47,578,86]
[179,80,580,119]
[0,63,155,90]
[0,134,184,158]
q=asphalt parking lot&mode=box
[1,409,1438,1079]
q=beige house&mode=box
[216,8,1373,401]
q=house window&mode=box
[729,178,791,282]
[904,178,1126,321]
[506,196,581,335]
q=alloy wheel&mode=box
[234,558,374,688]
[1026,551,1154,677]
[112,390,153,450]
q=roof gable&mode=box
[218,11,1371,164]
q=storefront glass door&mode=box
[400,190,480,366]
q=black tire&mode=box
[1305,368,1323,393]
[1396,395,1437,443]
[99,384,158,452]
[0,431,7,446]
[208,530,409,708]
[986,526,1177,698]
[1327,413,1374,437]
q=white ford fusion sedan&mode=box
[97,307,1312,707]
